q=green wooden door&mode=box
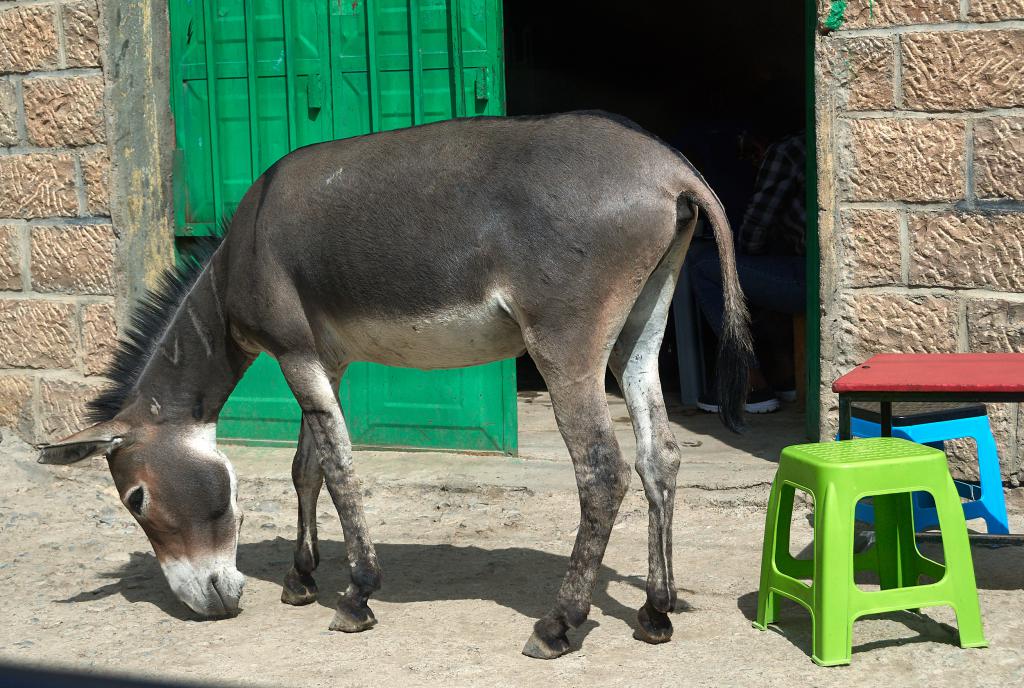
[169,0,515,452]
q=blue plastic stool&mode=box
[847,403,1009,535]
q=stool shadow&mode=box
[737,532,1022,662]
[737,591,961,661]
[925,539,1024,591]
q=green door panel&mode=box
[340,361,517,451]
[169,0,514,453]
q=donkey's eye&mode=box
[126,487,145,516]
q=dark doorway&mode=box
[503,1,807,401]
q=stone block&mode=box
[0,374,33,438]
[0,5,59,73]
[81,147,110,216]
[841,119,965,202]
[840,292,959,361]
[902,31,1024,111]
[968,0,1024,22]
[23,76,105,148]
[0,154,78,218]
[37,376,105,442]
[966,298,1024,352]
[974,118,1024,200]
[909,213,1024,290]
[30,224,116,295]
[0,300,77,369]
[824,0,958,28]
[0,78,19,147]
[835,37,895,111]
[0,225,21,290]
[63,1,101,68]
[82,301,116,376]
[839,209,902,287]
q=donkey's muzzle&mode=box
[161,557,245,618]
[210,569,244,616]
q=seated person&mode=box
[689,132,806,414]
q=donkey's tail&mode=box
[681,177,753,432]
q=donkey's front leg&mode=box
[279,356,381,632]
[281,414,325,606]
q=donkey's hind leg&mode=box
[282,412,327,606]
[522,360,631,659]
[608,215,694,644]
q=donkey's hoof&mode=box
[329,598,377,633]
[522,630,570,660]
[281,568,318,606]
[633,602,673,644]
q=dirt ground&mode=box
[2,396,1024,687]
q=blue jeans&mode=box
[688,240,805,339]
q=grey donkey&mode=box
[38,111,751,659]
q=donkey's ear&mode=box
[36,422,130,465]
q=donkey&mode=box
[38,111,750,659]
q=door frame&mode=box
[804,0,821,440]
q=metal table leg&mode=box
[839,395,852,440]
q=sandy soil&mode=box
[2,427,1024,688]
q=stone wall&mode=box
[0,1,115,443]
[817,0,1024,483]
[0,1,172,445]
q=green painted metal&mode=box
[168,0,514,452]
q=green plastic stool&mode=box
[753,437,987,666]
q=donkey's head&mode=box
[37,418,245,617]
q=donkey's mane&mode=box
[87,224,229,423]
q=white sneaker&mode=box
[697,388,780,414]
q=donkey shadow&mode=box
[58,538,674,649]
[56,550,192,620]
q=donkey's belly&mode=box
[328,297,526,369]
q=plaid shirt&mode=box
[736,133,806,256]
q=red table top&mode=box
[833,353,1024,394]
